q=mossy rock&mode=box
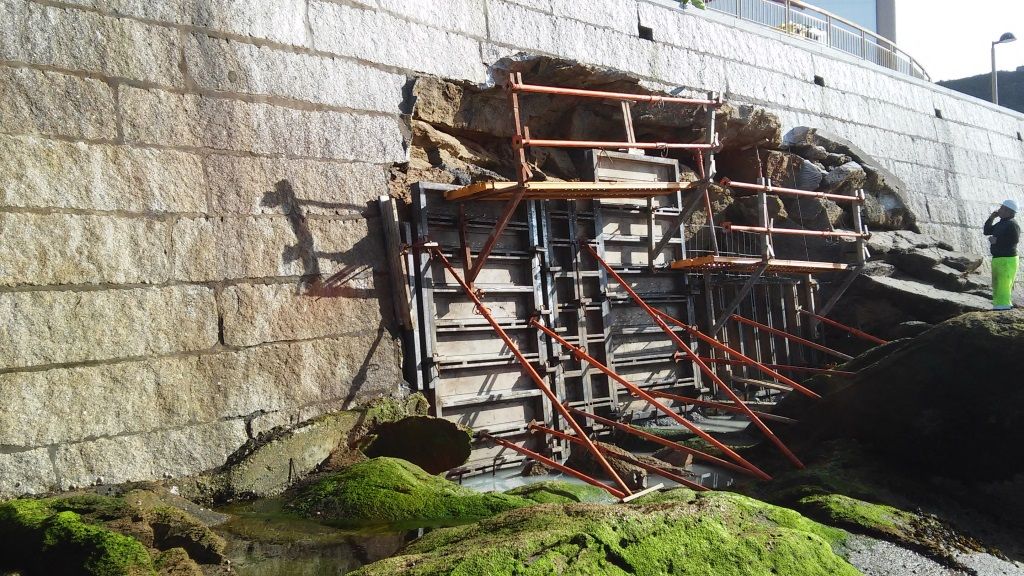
[288,457,531,528]
[0,499,155,576]
[504,481,612,505]
[796,493,914,537]
[350,489,855,576]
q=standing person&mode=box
[983,199,1020,310]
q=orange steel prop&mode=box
[480,432,626,500]
[529,318,770,479]
[429,248,633,496]
[584,243,805,470]
[509,81,722,107]
[567,407,763,479]
[652,308,821,400]
[685,356,854,377]
[799,309,888,346]
[528,422,708,492]
[516,137,714,151]
[731,314,853,361]
[720,178,864,204]
[723,223,869,239]
[647,390,798,425]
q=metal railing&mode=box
[707,0,930,81]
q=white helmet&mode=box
[1001,199,1019,213]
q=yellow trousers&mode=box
[992,256,1019,308]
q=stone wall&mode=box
[2,0,1022,497]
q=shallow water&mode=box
[214,498,416,576]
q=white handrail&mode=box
[706,0,931,81]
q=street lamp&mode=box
[991,32,1017,105]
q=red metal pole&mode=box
[429,248,633,496]
[731,314,853,361]
[647,390,798,425]
[685,355,854,377]
[480,432,626,500]
[652,308,821,400]
[722,223,869,239]
[529,423,709,492]
[567,407,763,479]
[509,81,722,106]
[518,138,713,151]
[799,309,888,345]
[720,178,863,204]
[584,243,805,469]
[530,319,770,479]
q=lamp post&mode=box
[991,32,1017,105]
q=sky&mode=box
[895,0,1024,81]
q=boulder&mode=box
[941,251,984,274]
[887,320,932,340]
[822,153,851,168]
[715,104,783,150]
[784,196,845,231]
[795,160,827,191]
[351,489,857,576]
[794,144,829,161]
[831,274,990,334]
[717,149,805,188]
[728,194,787,225]
[821,161,866,194]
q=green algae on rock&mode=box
[350,488,856,576]
[504,481,612,505]
[289,457,530,528]
[0,499,156,576]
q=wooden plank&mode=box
[380,195,412,330]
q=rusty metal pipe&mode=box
[584,243,805,470]
[720,178,864,204]
[799,309,888,345]
[430,248,633,496]
[529,422,708,491]
[722,223,869,239]
[682,355,854,376]
[652,308,821,400]
[530,319,771,479]
[647,390,798,425]
[731,314,853,361]
[518,138,714,150]
[567,407,763,479]
[480,432,626,500]
[509,81,722,106]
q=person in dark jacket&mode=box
[983,199,1020,310]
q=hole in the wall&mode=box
[1017,132,1022,141]
[934,108,943,119]
[813,75,825,87]
[638,24,654,41]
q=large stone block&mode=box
[376,0,487,36]
[0,448,56,498]
[551,0,636,35]
[185,35,407,113]
[0,334,399,449]
[0,136,206,213]
[0,286,218,370]
[53,420,249,489]
[0,0,183,86]
[0,67,116,140]
[220,282,386,346]
[120,87,407,162]
[206,155,387,216]
[0,213,169,286]
[106,0,307,46]
[309,1,485,82]
[172,216,383,282]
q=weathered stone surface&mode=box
[821,161,867,194]
[376,0,488,36]
[310,1,485,81]
[54,420,249,489]
[728,194,787,225]
[172,216,383,282]
[715,104,783,150]
[0,136,206,213]
[0,213,169,286]
[0,67,116,140]
[106,0,307,46]
[942,251,984,274]
[784,196,845,230]
[206,155,387,216]
[838,274,990,334]
[794,144,828,161]
[551,0,637,35]
[220,283,385,346]
[0,0,183,86]
[718,149,805,188]
[0,336,400,449]
[0,448,56,498]
[120,87,407,162]
[0,286,218,370]
[185,35,407,113]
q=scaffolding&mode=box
[396,75,879,498]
